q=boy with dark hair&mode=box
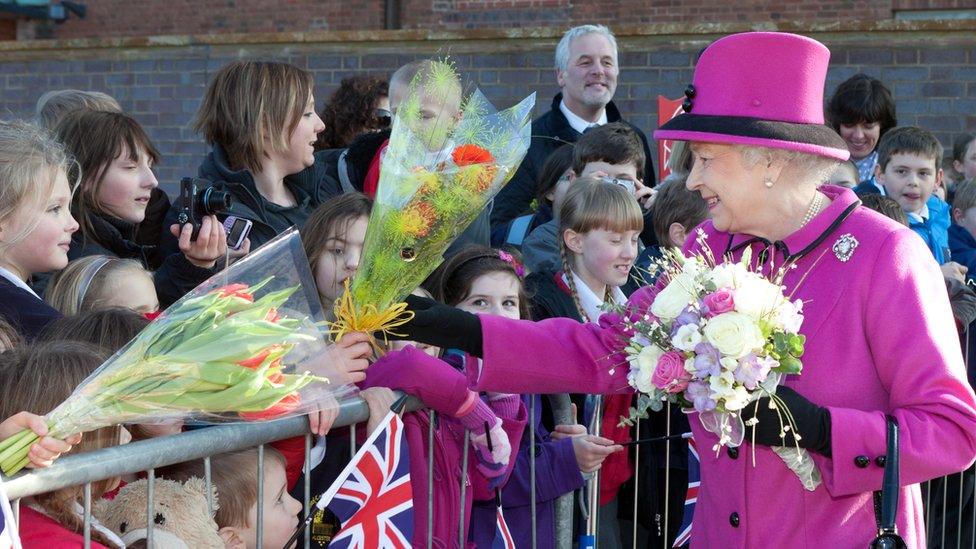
[570,121,646,178]
[872,126,952,264]
[522,122,653,272]
[651,178,709,250]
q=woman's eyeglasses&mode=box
[375,108,393,128]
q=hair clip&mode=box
[497,250,526,278]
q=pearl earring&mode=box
[764,178,774,188]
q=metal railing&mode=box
[6,391,976,548]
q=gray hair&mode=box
[555,25,618,72]
[737,145,841,186]
[35,89,121,132]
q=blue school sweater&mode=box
[908,196,951,264]
[949,224,976,282]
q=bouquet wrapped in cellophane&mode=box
[621,233,820,490]
[0,229,349,476]
[331,60,534,343]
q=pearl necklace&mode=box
[800,191,826,228]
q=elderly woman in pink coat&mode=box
[395,32,976,546]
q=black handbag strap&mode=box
[874,415,900,533]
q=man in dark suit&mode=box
[492,24,656,226]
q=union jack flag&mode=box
[491,505,516,549]
[321,410,413,549]
[672,436,699,548]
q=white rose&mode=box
[703,312,766,359]
[651,274,697,321]
[629,344,665,393]
[709,261,750,289]
[707,263,735,290]
[671,323,702,352]
[733,275,784,320]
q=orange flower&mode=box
[237,346,283,369]
[265,307,280,323]
[452,144,494,167]
[239,392,301,421]
[213,283,254,302]
[397,202,437,237]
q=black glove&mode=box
[387,294,484,357]
[739,386,832,457]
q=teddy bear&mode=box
[94,476,224,548]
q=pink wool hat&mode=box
[654,32,850,161]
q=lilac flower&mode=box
[686,380,717,413]
[673,306,701,331]
[733,353,776,390]
[692,342,722,379]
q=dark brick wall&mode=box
[0,24,974,193]
[9,0,972,39]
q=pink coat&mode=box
[466,186,976,547]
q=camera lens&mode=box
[199,187,232,215]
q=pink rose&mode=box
[702,288,735,318]
[652,351,692,394]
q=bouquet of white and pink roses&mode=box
[622,235,820,490]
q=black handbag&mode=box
[870,415,907,548]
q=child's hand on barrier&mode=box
[307,394,340,437]
[362,387,398,433]
[550,404,586,441]
[0,411,82,469]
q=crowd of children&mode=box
[2,25,976,549]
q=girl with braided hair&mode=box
[524,177,642,546]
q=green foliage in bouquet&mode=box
[331,59,534,343]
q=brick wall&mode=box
[8,0,973,39]
[0,21,974,193]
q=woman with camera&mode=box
[159,59,343,257]
[55,109,226,309]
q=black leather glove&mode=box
[387,294,484,357]
[739,386,832,457]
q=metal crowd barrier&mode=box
[6,389,976,548]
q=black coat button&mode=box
[855,455,870,468]
[729,512,740,527]
[682,98,694,113]
[727,446,739,459]
[875,455,886,467]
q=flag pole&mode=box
[284,394,412,549]
[483,421,503,509]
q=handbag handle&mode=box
[870,415,906,548]
[879,415,900,530]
